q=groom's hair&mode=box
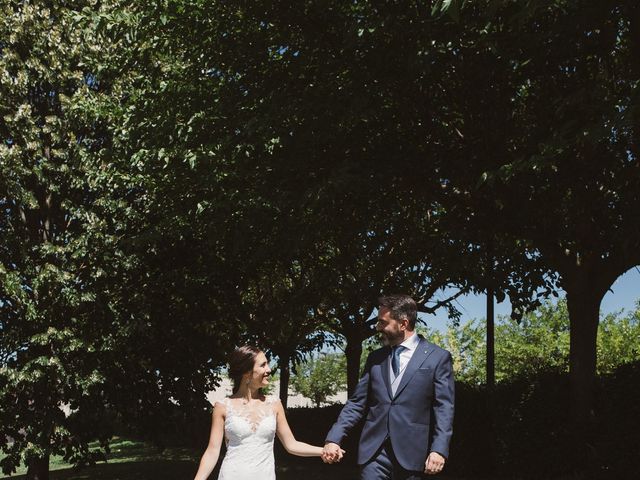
[378,294,417,329]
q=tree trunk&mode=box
[486,239,495,388]
[26,455,49,480]
[278,354,290,409]
[486,286,495,388]
[630,3,640,154]
[566,286,601,429]
[345,334,363,397]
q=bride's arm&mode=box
[193,402,226,480]
[275,400,342,457]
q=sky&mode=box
[422,266,640,332]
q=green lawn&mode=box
[0,438,195,479]
[0,438,360,480]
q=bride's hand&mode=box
[321,443,345,463]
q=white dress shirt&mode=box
[389,332,420,396]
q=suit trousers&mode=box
[360,439,426,480]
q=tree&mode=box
[0,2,237,476]
[113,1,558,404]
[241,258,332,407]
[89,0,481,403]
[437,299,640,385]
[447,0,640,431]
[40,3,637,469]
[291,353,346,407]
[596,302,640,374]
[0,2,143,478]
[313,207,472,396]
[80,0,256,416]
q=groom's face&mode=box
[376,307,406,346]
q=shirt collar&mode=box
[398,332,420,352]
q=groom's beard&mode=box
[379,331,402,346]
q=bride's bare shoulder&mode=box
[265,396,283,415]
[213,397,230,410]
[265,394,281,404]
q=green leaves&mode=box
[291,353,346,407]
[432,0,462,21]
[0,1,162,475]
[439,300,640,385]
[2,1,638,474]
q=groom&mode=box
[322,294,455,479]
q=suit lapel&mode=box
[381,346,393,400]
[393,337,435,399]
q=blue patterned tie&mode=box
[392,345,405,377]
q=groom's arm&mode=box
[325,355,372,446]
[428,350,455,459]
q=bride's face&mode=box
[248,352,271,388]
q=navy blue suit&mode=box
[326,336,455,473]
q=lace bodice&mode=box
[217,396,278,480]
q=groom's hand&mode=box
[424,451,445,475]
[321,442,343,464]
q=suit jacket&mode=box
[325,336,455,471]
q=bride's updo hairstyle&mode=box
[228,345,262,394]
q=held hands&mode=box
[321,442,345,464]
[424,451,445,475]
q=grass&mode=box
[0,438,196,480]
[1,439,477,479]
[0,438,360,480]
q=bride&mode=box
[193,345,343,479]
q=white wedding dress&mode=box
[217,396,277,480]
